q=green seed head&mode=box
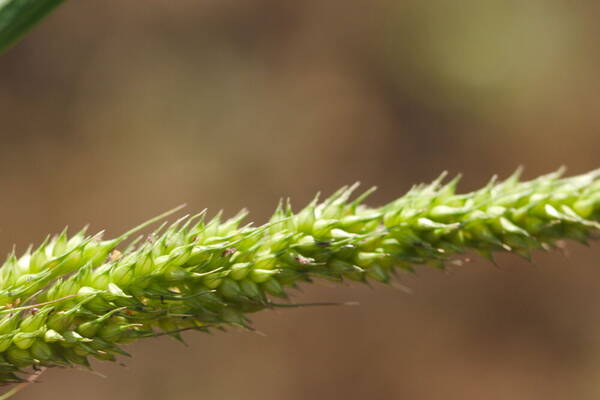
[0,169,598,385]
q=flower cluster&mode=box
[0,169,598,384]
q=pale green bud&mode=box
[6,347,33,367]
[218,279,243,299]
[0,314,19,334]
[30,340,54,361]
[239,279,262,299]
[47,310,76,332]
[262,279,285,298]
[135,251,154,276]
[203,274,223,289]
[0,334,13,352]
[229,262,252,281]
[12,331,40,350]
[313,219,336,238]
[62,330,92,347]
[250,269,278,283]
[51,231,69,257]
[20,308,52,332]
[44,329,65,343]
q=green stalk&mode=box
[0,0,65,55]
[0,169,599,387]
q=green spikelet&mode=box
[0,169,599,385]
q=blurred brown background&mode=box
[1,0,600,399]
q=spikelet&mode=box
[0,169,599,385]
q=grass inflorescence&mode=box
[0,168,599,385]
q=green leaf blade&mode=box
[0,0,64,55]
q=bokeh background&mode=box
[1,1,600,399]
